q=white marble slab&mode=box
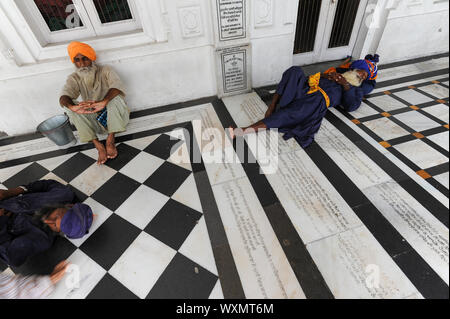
[179,216,218,276]
[427,131,449,152]
[349,102,380,118]
[211,177,305,299]
[394,111,441,132]
[203,146,247,185]
[393,90,434,105]
[307,226,420,299]
[316,120,392,189]
[418,84,449,99]
[366,95,407,112]
[393,139,448,169]
[167,141,192,171]
[263,150,363,244]
[119,152,165,183]
[49,249,107,299]
[208,280,225,299]
[70,163,117,196]
[434,172,449,189]
[422,104,449,123]
[115,185,169,230]
[123,135,159,150]
[37,153,76,171]
[363,117,410,141]
[109,232,177,299]
[364,180,449,284]
[222,92,266,127]
[172,174,203,212]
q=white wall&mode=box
[0,0,448,136]
[377,0,449,64]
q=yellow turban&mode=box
[67,41,96,63]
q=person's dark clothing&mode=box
[0,180,75,267]
[263,66,376,148]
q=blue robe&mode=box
[0,180,75,267]
[262,66,376,148]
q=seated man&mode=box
[0,180,93,267]
[59,41,130,165]
[229,55,379,148]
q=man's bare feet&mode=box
[106,134,118,159]
[96,144,108,165]
[92,139,107,165]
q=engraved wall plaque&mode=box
[216,0,246,41]
[216,44,252,97]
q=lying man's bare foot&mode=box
[106,134,118,159]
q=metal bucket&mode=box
[37,114,76,147]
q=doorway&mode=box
[293,0,369,65]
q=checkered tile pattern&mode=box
[0,131,220,299]
[348,78,449,195]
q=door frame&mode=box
[293,0,369,66]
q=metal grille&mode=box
[294,0,323,54]
[93,0,133,24]
[328,0,360,48]
[33,0,83,32]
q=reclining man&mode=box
[229,55,379,148]
[59,41,130,165]
[0,180,93,267]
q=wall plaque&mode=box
[216,44,251,96]
[216,0,246,41]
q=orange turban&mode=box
[67,41,96,63]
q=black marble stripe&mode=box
[378,52,449,70]
[182,121,246,299]
[375,68,450,89]
[426,162,450,176]
[211,99,334,299]
[304,141,448,299]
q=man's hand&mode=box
[85,100,107,113]
[50,261,70,285]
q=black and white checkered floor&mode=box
[0,54,448,299]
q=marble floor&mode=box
[0,54,448,299]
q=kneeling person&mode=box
[60,41,130,165]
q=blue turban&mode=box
[350,54,379,80]
[60,203,93,239]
